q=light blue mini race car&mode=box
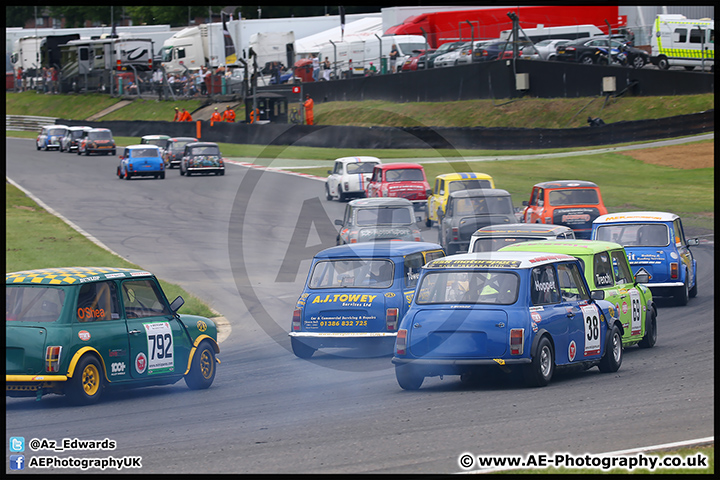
[592,211,698,306]
[290,242,445,358]
[117,145,165,180]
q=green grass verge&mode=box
[5,182,215,318]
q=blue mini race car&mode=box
[392,251,624,389]
[591,211,699,305]
[117,145,165,180]
[290,242,445,358]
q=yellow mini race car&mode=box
[425,172,495,227]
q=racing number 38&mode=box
[581,305,601,356]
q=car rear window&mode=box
[6,286,66,323]
[472,236,543,252]
[594,223,669,247]
[308,259,394,288]
[355,207,413,226]
[346,162,377,174]
[448,179,492,192]
[548,188,599,206]
[385,168,424,182]
[190,146,220,156]
[416,270,519,305]
[89,131,113,140]
[47,128,66,136]
[131,148,159,158]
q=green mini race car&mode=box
[6,267,220,405]
[500,240,657,349]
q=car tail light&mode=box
[344,181,350,191]
[386,308,399,331]
[510,329,524,355]
[128,163,134,171]
[45,346,62,372]
[452,227,459,241]
[670,262,679,279]
[396,329,407,355]
[566,46,576,52]
[292,309,302,331]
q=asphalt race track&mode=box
[5,138,714,474]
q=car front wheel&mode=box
[631,56,645,69]
[66,355,104,405]
[185,340,217,390]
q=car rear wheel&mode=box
[580,55,594,65]
[674,275,689,306]
[66,355,104,405]
[185,340,217,390]
[524,336,554,387]
[638,309,657,348]
[689,272,698,298]
[126,171,132,180]
[599,324,623,373]
[291,337,316,359]
[395,364,424,390]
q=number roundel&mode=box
[581,305,601,356]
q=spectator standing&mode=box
[179,108,192,122]
[389,44,399,73]
[152,68,164,100]
[222,105,236,122]
[303,94,314,125]
[50,67,59,94]
[199,66,208,95]
[312,54,320,81]
[322,57,331,81]
[173,107,180,122]
[16,67,23,92]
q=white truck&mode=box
[318,34,427,77]
[160,23,237,74]
[650,14,714,71]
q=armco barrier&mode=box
[57,110,713,150]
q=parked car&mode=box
[522,180,608,239]
[426,172,495,227]
[471,40,507,63]
[402,49,434,71]
[555,37,649,68]
[334,197,423,245]
[468,223,576,252]
[117,145,165,180]
[289,241,445,358]
[426,41,467,68]
[163,137,198,169]
[366,163,431,209]
[438,189,516,254]
[36,125,69,151]
[433,43,470,67]
[59,126,92,153]
[521,38,573,60]
[501,239,657,349]
[498,39,533,59]
[180,142,226,176]
[78,128,116,156]
[6,266,220,404]
[140,135,171,158]
[325,156,382,201]
[392,251,624,390]
[591,211,698,305]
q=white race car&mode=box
[325,156,382,201]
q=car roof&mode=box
[348,197,413,207]
[533,180,598,189]
[593,211,679,224]
[88,128,112,133]
[6,267,153,286]
[449,188,510,198]
[334,156,381,163]
[66,126,91,131]
[126,144,160,150]
[425,251,577,270]
[499,239,624,256]
[314,241,443,260]
[435,172,493,181]
[142,135,170,139]
[169,137,198,142]
[376,162,424,170]
[472,223,573,236]
[186,142,219,148]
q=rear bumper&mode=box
[392,357,530,366]
[6,374,68,397]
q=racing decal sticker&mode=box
[135,352,147,374]
[530,311,542,323]
[581,305,601,356]
[78,330,91,341]
[196,320,207,332]
[143,322,174,375]
[110,361,126,376]
[568,340,577,362]
[311,293,377,306]
[629,289,642,335]
[385,292,396,298]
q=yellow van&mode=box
[425,172,495,227]
[651,14,714,71]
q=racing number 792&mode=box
[148,333,173,360]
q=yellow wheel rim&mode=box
[82,364,100,396]
[200,350,214,379]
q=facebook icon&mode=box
[10,455,25,470]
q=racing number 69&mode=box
[149,333,173,360]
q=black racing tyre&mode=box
[117,166,124,179]
[325,183,333,201]
[126,171,132,180]
[66,355,104,405]
[395,364,424,390]
[291,337,316,359]
[638,309,657,349]
[185,340,217,390]
[599,324,623,373]
[674,275,689,306]
[689,274,698,298]
[524,335,554,387]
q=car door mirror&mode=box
[687,238,699,246]
[634,272,650,284]
[590,290,605,301]
[327,170,332,175]
[170,296,185,313]
[334,219,343,226]
[522,200,529,206]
